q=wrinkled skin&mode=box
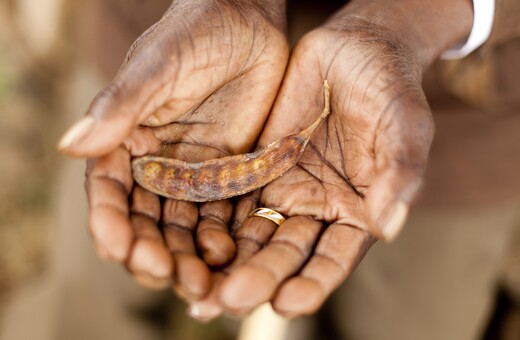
[59,0,471,319]
[59,0,288,297]
[187,20,438,320]
[186,3,480,320]
[207,0,471,318]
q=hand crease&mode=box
[236,234,266,250]
[92,201,129,216]
[312,252,347,274]
[346,53,378,114]
[162,222,195,233]
[197,223,228,235]
[199,213,228,226]
[130,210,160,224]
[269,239,310,261]
[248,261,282,282]
[295,164,326,191]
[90,174,131,195]
[308,142,365,198]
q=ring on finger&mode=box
[248,207,286,226]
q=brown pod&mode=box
[132,81,330,202]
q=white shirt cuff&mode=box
[441,0,495,59]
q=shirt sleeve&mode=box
[441,0,495,59]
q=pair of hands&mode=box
[58,0,470,320]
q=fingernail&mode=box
[58,116,96,150]
[188,305,202,319]
[379,201,409,243]
[187,303,221,323]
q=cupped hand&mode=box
[188,9,441,320]
[58,0,288,298]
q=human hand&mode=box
[188,0,473,319]
[58,0,288,298]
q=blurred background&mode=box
[0,0,68,312]
[0,1,237,339]
[0,0,519,339]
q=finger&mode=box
[186,207,279,321]
[233,211,281,266]
[122,126,162,157]
[197,200,236,266]
[162,199,210,301]
[368,99,434,242]
[127,186,172,289]
[86,147,134,263]
[86,127,162,262]
[220,216,323,315]
[230,190,261,233]
[187,273,227,323]
[272,222,375,317]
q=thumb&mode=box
[366,103,434,242]
[57,86,138,158]
[58,15,221,158]
[57,39,177,158]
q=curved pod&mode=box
[132,81,330,202]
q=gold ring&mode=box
[248,208,286,226]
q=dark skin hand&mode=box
[187,0,473,320]
[58,0,288,298]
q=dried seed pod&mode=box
[132,81,330,202]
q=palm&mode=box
[259,26,431,235]
[132,3,289,155]
[260,112,373,229]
